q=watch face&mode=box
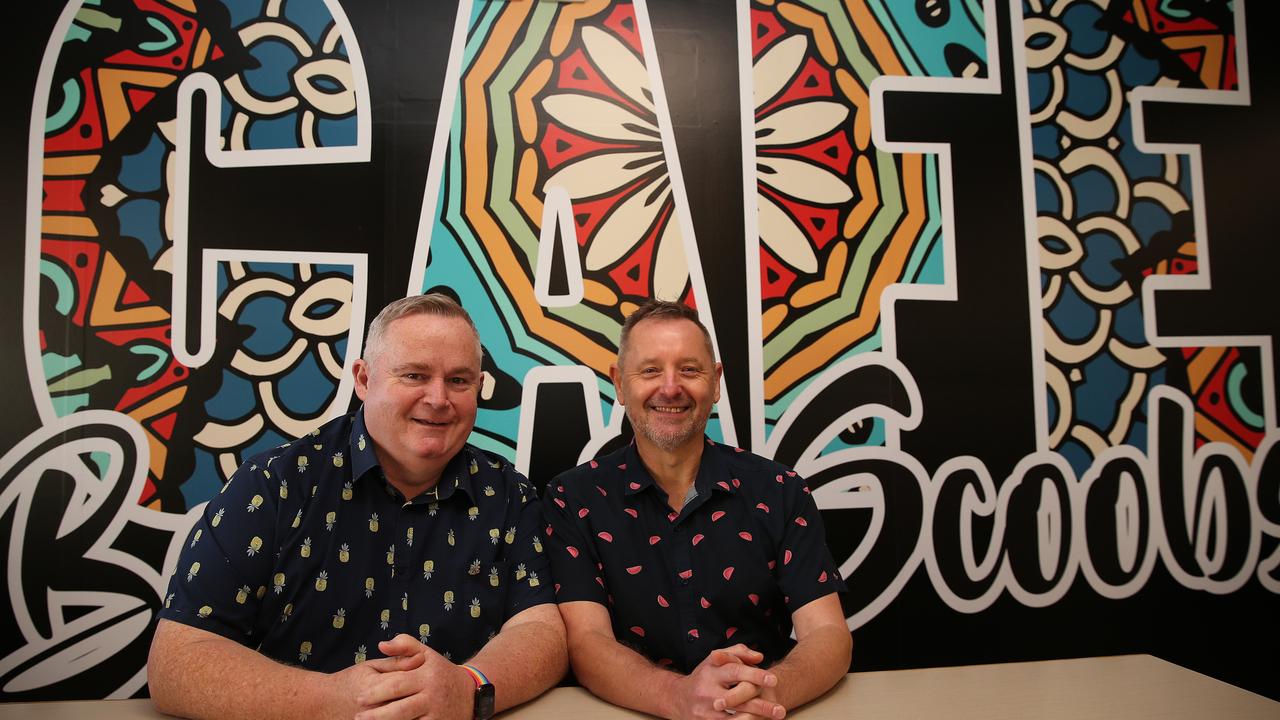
[475,683,496,720]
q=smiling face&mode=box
[353,313,481,491]
[611,317,722,456]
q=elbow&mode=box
[146,621,187,717]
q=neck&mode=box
[634,435,705,511]
[373,444,447,499]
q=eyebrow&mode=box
[389,363,478,376]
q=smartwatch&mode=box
[461,664,495,720]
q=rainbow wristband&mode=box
[461,664,489,688]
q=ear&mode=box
[712,362,723,403]
[609,363,625,405]
[353,358,370,401]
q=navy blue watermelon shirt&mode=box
[159,408,552,672]
[543,439,845,673]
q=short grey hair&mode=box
[363,293,482,367]
[617,299,714,366]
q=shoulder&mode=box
[716,443,808,492]
[465,444,537,498]
[551,444,627,493]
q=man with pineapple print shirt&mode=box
[149,295,566,720]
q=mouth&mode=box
[412,418,451,427]
[648,405,689,415]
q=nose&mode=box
[658,369,683,396]
[420,377,448,407]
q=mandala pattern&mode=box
[748,0,986,439]
[418,0,725,454]
[1026,0,1262,470]
[32,0,366,512]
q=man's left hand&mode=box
[353,634,476,720]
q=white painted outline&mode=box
[24,0,373,422]
[410,0,739,459]
[534,185,585,307]
[0,410,198,697]
[1129,1,1275,432]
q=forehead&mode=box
[623,318,714,363]
[380,314,480,366]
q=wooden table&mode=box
[1,655,1274,719]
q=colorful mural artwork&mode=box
[1,0,1276,702]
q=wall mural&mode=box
[1,0,1275,701]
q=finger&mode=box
[357,672,421,709]
[707,649,744,668]
[729,696,786,719]
[719,662,776,689]
[361,653,425,673]
[717,644,765,665]
[720,680,761,709]
[355,691,428,720]
[378,634,426,657]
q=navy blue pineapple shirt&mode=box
[159,408,553,671]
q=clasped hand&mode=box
[330,634,473,720]
[676,645,785,720]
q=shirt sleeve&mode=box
[498,471,556,620]
[541,474,608,606]
[158,456,282,644]
[775,471,847,611]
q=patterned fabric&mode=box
[159,408,552,672]
[544,439,845,673]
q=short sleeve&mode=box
[774,472,846,611]
[542,475,608,605]
[158,457,281,644]
[499,475,556,619]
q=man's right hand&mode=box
[324,651,427,719]
[670,645,785,720]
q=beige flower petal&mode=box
[582,26,654,112]
[758,193,819,273]
[543,93,657,142]
[757,101,849,147]
[585,179,669,271]
[542,150,663,199]
[652,213,690,301]
[753,34,807,110]
[758,156,854,204]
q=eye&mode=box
[403,373,423,382]
[641,367,661,376]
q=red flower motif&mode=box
[756,502,770,513]
[723,567,735,580]
[566,546,579,558]
[626,565,643,575]
[700,597,711,608]
[598,531,613,542]
[678,569,693,580]
[657,595,669,607]
[624,508,639,518]
[692,533,705,545]
[795,517,808,527]
[579,508,590,518]
[748,593,759,605]
[818,570,828,582]
[596,485,607,496]
[631,626,645,637]
[726,626,738,638]
[784,550,793,565]
[711,511,726,522]
[649,535,661,545]
[739,531,753,541]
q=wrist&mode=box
[659,669,688,720]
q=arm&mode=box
[354,603,566,720]
[148,618,412,720]
[561,600,783,720]
[728,594,851,716]
[463,602,568,712]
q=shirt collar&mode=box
[621,437,737,497]
[348,406,477,504]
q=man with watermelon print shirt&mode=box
[544,300,850,720]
